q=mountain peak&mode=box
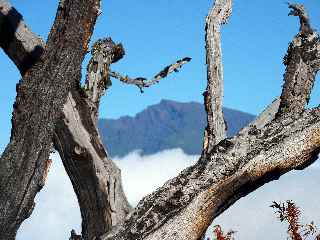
[98,99,255,157]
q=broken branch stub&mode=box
[84,38,125,122]
[109,57,191,93]
[277,3,320,118]
[203,0,232,154]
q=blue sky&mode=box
[1,0,320,150]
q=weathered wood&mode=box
[0,1,319,240]
[102,108,320,240]
[84,38,125,123]
[277,3,320,117]
[100,3,320,240]
[239,97,280,136]
[109,57,191,93]
[203,0,232,153]
[54,89,131,240]
[77,37,192,239]
[0,0,100,239]
[0,4,131,239]
[0,0,45,75]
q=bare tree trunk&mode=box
[54,89,132,240]
[0,1,319,240]
[101,109,320,240]
[203,0,232,153]
[0,0,100,239]
[100,3,320,240]
[54,39,132,239]
[0,3,131,239]
[277,4,320,118]
[0,0,45,75]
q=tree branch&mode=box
[0,0,45,75]
[84,38,125,123]
[203,0,232,153]
[0,0,101,239]
[102,107,320,240]
[277,3,320,117]
[0,3,191,237]
[100,4,320,240]
[1,1,319,240]
[0,5,132,239]
[240,97,281,136]
[287,3,312,36]
[109,57,191,93]
[54,89,131,239]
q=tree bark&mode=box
[277,4,320,117]
[100,3,320,240]
[0,1,319,240]
[203,0,232,153]
[101,108,320,240]
[54,89,131,240]
[55,38,131,240]
[0,0,100,239]
[0,3,191,238]
[0,3,131,239]
[0,0,45,75]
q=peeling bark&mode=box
[84,38,125,123]
[203,0,232,153]
[0,5,131,239]
[0,0,101,239]
[0,0,44,75]
[109,57,191,93]
[0,1,319,240]
[102,109,320,240]
[54,89,131,240]
[277,4,320,117]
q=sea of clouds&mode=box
[17,149,320,240]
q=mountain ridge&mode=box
[98,99,255,157]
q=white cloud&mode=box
[209,167,320,240]
[114,149,198,205]
[17,153,81,240]
[17,150,320,240]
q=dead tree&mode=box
[0,0,319,240]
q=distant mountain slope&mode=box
[98,99,255,157]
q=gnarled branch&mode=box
[0,0,45,75]
[0,1,319,240]
[0,0,101,239]
[84,38,125,123]
[0,3,191,238]
[0,4,131,239]
[102,107,320,240]
[203,0,232,153]
[288,3,312,36]
[100,3,320,240]
[109,57,191,93]
[277,3,320,117]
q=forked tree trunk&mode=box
[0,2,131,239]
[0,0,101,239]
[0,1,319,240]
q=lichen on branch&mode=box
[109,57,191,93]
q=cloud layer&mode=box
[113,149,197,205]
[17,150,320,240]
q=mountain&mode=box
[98,99,255,157]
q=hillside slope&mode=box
[98,99,255,157]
